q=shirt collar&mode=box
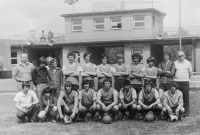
[21,90,30,96]
[177,59,186,63]
[19,62,30,67]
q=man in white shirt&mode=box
[14,82,39,123]
[174,51,192,117]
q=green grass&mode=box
[1,92,200,135]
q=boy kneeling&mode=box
[78,80,97,121]
[96,78,119,121]
[119,80,137,120]
[57,81,78,123]
[137,80,162,120]
[162,82,185,121]
[38,87,57,122]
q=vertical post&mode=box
[179,0,182,51]
[152,0,153,8]
[73,4,74,13]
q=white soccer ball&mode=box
[38,110,46,119]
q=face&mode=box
[124,85,131,91]
[84,83,90,90]
[145,85,152,94]
[133,57,140,64]
[23,86,30,91]
[40,63,46,68]
[178,52,185,61]
[164,54,170,61]
[51,62,57,69]
[68,56,75,63]
[117,57,123,64]
[65,85,72,94]
[170,86,176,94]
[44,92,51,98]
[84,55,90,62]
[104,82,111,89]
[148,61,154,67]
[21,54,28,63]
[102,57,107,64]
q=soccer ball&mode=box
[102,115,112,124]
[38,110,46,119]
[170,114,178,122]
[144,112,154,122]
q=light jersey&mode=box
[98,87,116,106]
[139,88,159,106]
[81,63,96,80]
[79,88,96,107]
[97,64,111,83]
[129,63,144,84]
[143,66,157,84]
[164,90,183,108]
[63,90,78,108]
[63,63,80,85]
[120,87,137,104]
[113,63,128,79]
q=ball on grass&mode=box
[102,115,112,124]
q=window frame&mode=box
[110,16,122,30]
[93,17,104,31]
[133,15,145,29]
[71,19,82,32]
[11,51,17,65]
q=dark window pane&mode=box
[73,26,82,31]
[11,59,17,64]
[111,17,121,22]
[95,24,104,30]
[11,52,17,57]
[135,16,144,21]
[135,22,145,27]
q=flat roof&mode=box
[60,8,166,17]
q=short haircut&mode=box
[22,81,30,89]
[123,80,131,86]
[170,81,178,89]
[67,51,76,58]
[83,52,91,60]
[103,78,112,86]
[46,56,53,64]
[43,87,52,95]
[132,53,142,62]
[50,58,57,64]
[144,80,153,88]
[38,56,46,65]
[101,53,108,59]
[117,53,124,59]
[164,52,172,59]
[147,56,155,63]
[82,80,91,88]
[20,52,28,57]
[65,81,72,88]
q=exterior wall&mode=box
[0,40,11,71]
[64,11,161,43]
[195,40,200,72]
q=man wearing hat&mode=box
[14,82,40,123]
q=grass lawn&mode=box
[1,91,200,135]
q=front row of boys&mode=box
[14,79,184,123]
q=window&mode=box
[94,18,104,31]
[11,52,17,64]
[111,17,121,29]
[134,15,145,28]
[72,19,82,31]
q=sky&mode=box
[0,0,199,36]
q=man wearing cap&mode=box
[14,82,39,123]
[174,51,192,117]
[14,52,34,91]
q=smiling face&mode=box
[20,54,28,63]
[178,51,185,62]
[145,84,152,94]
[104,81,111,90]
[84,83,90,90]
[84,55,91,63]
[68,55,75,64]
[44,92,51,98]
[102,57,107,64]
[133,57,140,64]
[65,85,72,94]
[164,54,170,62]
[117,57,123,64]
[124,84,131,91]
[148,61,154,68]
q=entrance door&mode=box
[150,44,164,67]
[88,47,105,65]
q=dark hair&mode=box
[43,87,52,95]
[164,52,172,59]
[144,80,153,88]
[117,53,124,59]
[82,80,91,88]
[38,56,46,65]
[50,58,57,64]
[101,53,108,59]
[132,53,142,62]
[123,80,131,86]
[67,51,76,58]
[83,52,91,60]
[22,81,30,89]
[103,78,112,86]
[170,81,178,89]
[46,56,53,64]
[65,81,73,89]
[147,56,155,63]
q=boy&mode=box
[78,80,97,121]
[119,80,137,120]
[62,52,82,91]
[96,78,119,121]
[162,82,185,120]
[97,53,113,89]
[137,80,162,119]
[112,53,130,92]
[80,52,98,89]
[48,58,63,98]
[14,82,39,123]
[57,81,78,123]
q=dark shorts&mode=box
[115,78,126,92]
[159,83,170,92]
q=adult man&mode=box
[80,52,98,89]
[112,53,130,92]
[14,52,34,91]
[96,78,119,121]
[129,53,144,96]
[157,53,175,92]
[137,80,162,119]
[97,53,113,89]
[162,82,185,120]
[57,81,78,123]
[32,56,48,100]
[174,51,192,117]
[14,82,39,123]
[62,51,82,91]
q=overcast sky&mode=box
[0,0,199,36]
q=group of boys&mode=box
[14,51,190,123]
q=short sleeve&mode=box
[97,90,102,98]
[119,89,124,99]
[138,90,143,100]
[93,91,97,100]
[189,62,192,72]
[131,88,137,99]
[14,93,19,103]
[113,90,118,99]
[154,90,159,99]
[78,91,82,100]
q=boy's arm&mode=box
[57,91,64,117]
[96,90,105,106]
[72,92,78,114]
[163,94,170,109]
[177,93,184,109]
